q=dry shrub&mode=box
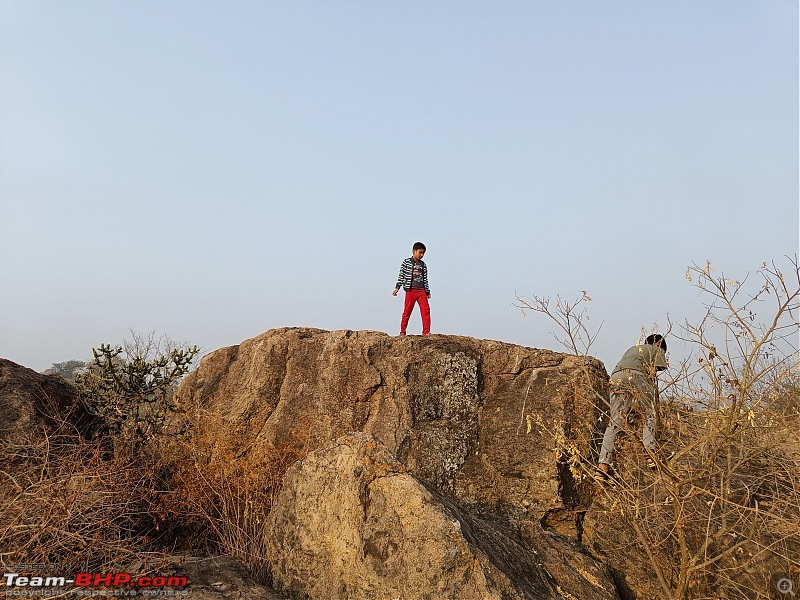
[158,409,316,582]
[522,258,800,599]
[0,406,166,571]
[0,358,318,587]
[613,390,800,598]
[0,378,314,588]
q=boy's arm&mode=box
[423,262,431,297]
[393,259,407,295]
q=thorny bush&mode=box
[521,257,800,599]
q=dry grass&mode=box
[157,409,316,582]
[0,419,164,571]
[0,385,315,584]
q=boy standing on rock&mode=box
[392,242,431,335]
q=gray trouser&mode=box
[598,369,657,466]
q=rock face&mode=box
[174,328,608,531]
[265,432,616,600]
[174,328,620,597]
[0,358,93,441]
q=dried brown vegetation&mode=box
[1,338,314,585]
[0,396,164,571]
[523,257,800,599]
[157,408,316,582]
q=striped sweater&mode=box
[395,258,430,294]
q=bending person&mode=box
[596,334,668,482]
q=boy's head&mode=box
[645,334,667,353]
[412,242,426,261]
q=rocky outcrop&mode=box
[174,328,619,597]
[265,432,617,600]
[174,328,608,532]
[0,358,94,441]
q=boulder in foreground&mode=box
[265,432,617,600]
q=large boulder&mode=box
[174,328,609,533]
[265,432,617,600]
[0,358,93,442]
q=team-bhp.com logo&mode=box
[3,571,188,597]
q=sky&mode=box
[1,0,797,374]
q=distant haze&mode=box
[1,1,797,373]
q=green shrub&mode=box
[75,332,199,455]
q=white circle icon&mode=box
[777,578,795,596]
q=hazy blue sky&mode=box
[1,1,797,373]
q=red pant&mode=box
[400,289,430,335]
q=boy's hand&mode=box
[392,289,398,296]
[427,294,431,299]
